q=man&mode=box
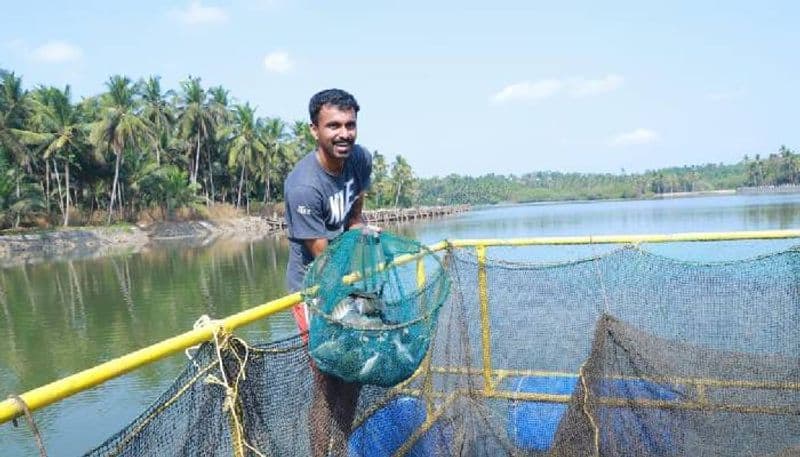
[283,88,372,457]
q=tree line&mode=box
[1,69,797,228]
[0,70,417,229]
[417,148,800,206]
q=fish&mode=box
[359,353,381,377]
[392,333,414,362]
[330,289,388,329]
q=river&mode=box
[2,193,800,456]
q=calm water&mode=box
[2,193,800,456]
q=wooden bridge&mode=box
[262,205,470,231]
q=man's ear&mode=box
[309,122,319,142]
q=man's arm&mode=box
[304,238,329,258]
[346,191,367,229]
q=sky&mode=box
[2,0,799,178]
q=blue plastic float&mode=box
[349,396,452,457]
[508,376,680,452]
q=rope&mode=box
[190,314,266,457]
[9,395,48,457]
[200,318,266,457]
[578,363,601,457]
[588,238,613,314]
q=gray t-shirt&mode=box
[284,145,372,292]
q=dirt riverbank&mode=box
[0,217,282,267]
[0,205,470,267]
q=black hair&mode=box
[308,89,360,125]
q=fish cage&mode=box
[2,229,800,456]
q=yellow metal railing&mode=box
[0,292,302,424]
[2,228,799,425]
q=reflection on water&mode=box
[0,235,296,456]
[2,194,800,455]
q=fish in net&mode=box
[303,228,450,387]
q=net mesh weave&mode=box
[84,243,800,456]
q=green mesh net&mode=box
[34,241,800,456]
[302,229,450,386]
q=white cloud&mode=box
[263,51,292,73]
[491,74,623,103]
[491,79,564,103]
[172,2,229,25]
[568,74,624,97]
[610,128,660,146]
[31,41,83,63]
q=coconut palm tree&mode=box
[90,75,151,224]
[176,77,215,187]
[390,155,415,208]
[139,76,174,166]
[291,119,315,155]
[29,85,86,226]
[0,71,47,226]
[0,71,33,168]
[228,103,264,210]
[256,117,288,203]
[205,85,232,202]
[369,150,391,208]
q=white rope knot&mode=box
[185,314,225,365]
[192,314,224,330]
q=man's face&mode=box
[311,104,357,160]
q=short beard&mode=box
[329,142,353,159]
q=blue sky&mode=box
[2,0,798,177]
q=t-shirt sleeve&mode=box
[285,184,327,239]
[358,145,373,191]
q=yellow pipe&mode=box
[427,366,800,391]
[441,228,800,248]
[393,387,797,415]
[0,292,302,424]
[476,245,494,394]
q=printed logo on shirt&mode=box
[297,205,312,215]
[328,179,358,225]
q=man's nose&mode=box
[339,127,354,139]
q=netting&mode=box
[303,229,449,386]
[82,242,800,456]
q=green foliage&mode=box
[0,168,45,226]
[132,163,202,215]
[416,157,793,206]
[389,154,416,207]
[743,146,800,186]
[367,150,392,208]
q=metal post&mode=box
[476,245,494,394]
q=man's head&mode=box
[309,89,360,161]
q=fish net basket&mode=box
[302,228,450,386]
